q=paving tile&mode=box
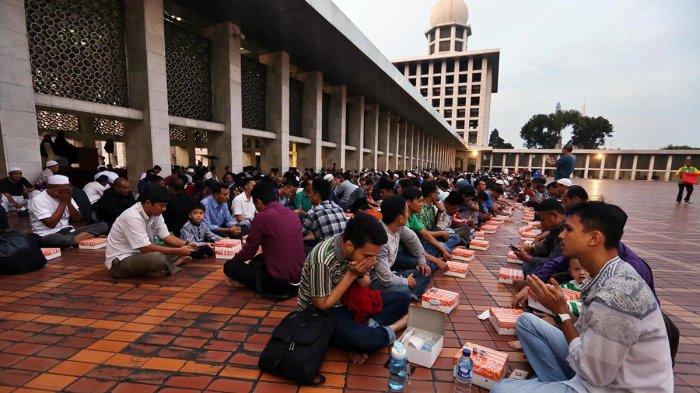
[24,373,77,390]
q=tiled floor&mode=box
[0,179,697,392]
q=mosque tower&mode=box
[425,0,472,56]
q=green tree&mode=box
[488,129,514,149]
[571,116,614,148]
[661,144,700,150]
[520,110,614,149]
[520,114,559,148]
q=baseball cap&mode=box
[46,160,58,167]
[556,178,572,187]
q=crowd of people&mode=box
[0,147,684,391]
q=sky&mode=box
[331,0,700,149]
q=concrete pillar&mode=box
[185,131,196,165]
[391,117,399,170]
[501,153,506,171]
[489,153,494,170]
[514,153,520,172]
[0,0,42,180]
[583,154,590,179]
[124,0,172,182]
[631,155,638,180]
[364,104,379,170]
[400,122,408,170]
[260,51,290,172]
[614,155,622,180]
[665,155,673,181]
[408,125,415,169]
[326,85,346,170]
[346,96,364,170]
[78,117,97,150]
[527,154,533,170]
[541,154,546,175]
[208,22,244,173]
[647,155,655,181]
[598,155,605,180]
[298,71,322,171]
[377,111,390,171]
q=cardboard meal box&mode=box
[528,221,542,229]
[444,261,469,278]
[215,239,242,259]
[421,287,459,314]
[452,247,474,262]
[495,215,513,223]
[399,306,445,368]
[470,239,490,251]
[453,342,509,389]
[488,217,504,224]
[489,307,524,336]
[215,239,242,249]
[78,237,108,250]
[473,230,485,240]
[41,248,61,261]
[520,239,533,249]
[520,230,539,241]
[498,267,523,284]
[529,288,581,314]
[518,225,530,234]
[481,224,499,234]
[506,250,522,264]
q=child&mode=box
[561,258,589,316]
[180,204,222,244]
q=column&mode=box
[631,155,638,180]
[78,117,96,149]
[647,155,655,181]
[583,154,590,179]
[400,122,408,170]
[501,153,506,171]
[346,96,364,170]
[514,153,520,172]
[527,154,533,170]
[0,0,42,179]
[664,155,673,181]
[392,117,400,170]
[489,153,494,170]
[208,22,243,173]
[260,51,290,172]
[598,155,605,180]
[185,131,196,165]
[124,0,172,182]
[298,71,322,171]
[614,155,622,180]
[377,111,390,171]
[408,125,415,169]
[326,85,346,170]
[364,104,379,169]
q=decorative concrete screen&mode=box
[241,56,267,131]
[25,0,129,107]
[35,110,79,135]
[289,78,304,137]
[164,22,213,121]
[93,118,125,137]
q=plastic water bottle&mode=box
[388,341,408,392]
[454,348,473,393]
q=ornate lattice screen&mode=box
[241,56,267,131]
[289,78,303,137]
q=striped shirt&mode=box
[561,279,583,316]
[297,235,349,311]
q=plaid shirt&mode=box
[302,200,346,241]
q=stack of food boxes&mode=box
[529,288,581,314]
[488,307,524,335]
[453,342,509,389]
[470,239,490,251]
[481,223,499,234]
[452,247,474,262]
[78,238,108,250]
[506,250,521,264]
[41,248,61,261]
[214,239,242,259]
[444,261,469,278]
[421,288,459,314]
[498,267,524,284]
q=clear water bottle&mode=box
[388,341,408,392]
[454,348,473,393]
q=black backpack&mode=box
[258,309,335,384]
[0,232,47,275]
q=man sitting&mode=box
[201,182,241,238]
[105,185,196,278]
[297,213,410,364]
[0,167,33,212]
[93,177,137,227]
[416,181,461,251]
[163,177,197,235]
[231,176,256,228]
[224,181,305,298]
[83,175,109,205]
[28,175,108,247]
[371,196,432,298]
[494,202,672,392]
[302,178,347,243]
[402,187,451,264]
[34,160,60,190]
[512,198,566,276]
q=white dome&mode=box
[429,0,469,27]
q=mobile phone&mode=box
[509,244,520,252]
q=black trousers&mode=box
[677,183,694,202]
[223,254,297,297]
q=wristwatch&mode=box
[553,313,571,325]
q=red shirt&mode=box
[232,201,305,283]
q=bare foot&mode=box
[225,277,235,287]
[508,340,522,350]
[174,256,192,266]
[388,314,409,332]
[349,353,368,365]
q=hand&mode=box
[406,273,416,288]
[511,287,529,308]
[435,201,445,212]
[441,250,452,261]
[514,248,532,262]
[58,187,72,203]
[437,231,450,240]
[527,276,568,315]
[229,226,241,235]
[349,257,376,277]
[206,243,215,249]
[176,245,195,256]
[417,264,432,276]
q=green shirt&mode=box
[415,204,437,230]
[678,165,698,183]
[297,235,349,311]
[294,190,313,212]
[406,213,425,233]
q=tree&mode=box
[661,144,700,150]
[520,110,614,149]
[488,129,514,149]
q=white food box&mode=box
[399,306,445,368]
[41,248,61,261]
[78,238,107,250]
[421,287,459,314]
[506,251,522,265]
[443,261,469,278]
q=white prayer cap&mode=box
[8,167,22,173]
[47,175,70,185]
[186,168,195,173]
[495,179,505,185]
[323,174,334,182]
[46,160,58,167]
[557,178,572,187]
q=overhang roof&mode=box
[172,0,465,148]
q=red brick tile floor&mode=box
[0,179,697,392]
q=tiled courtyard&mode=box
[0,179,697,393]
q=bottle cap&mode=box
[462,348,471,357]
[392,341,407,359]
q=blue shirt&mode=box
[555,154,576,180]
[201,195,235,231]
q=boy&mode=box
[560,258,588,316]
[180,203,222,244]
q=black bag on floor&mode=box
[0,232,47,275]
[258,309,335,384]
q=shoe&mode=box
[677,201,681,204]
[684,200,691,204]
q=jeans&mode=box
[491,378,574,393]
[516,313,575,382]
[330,291,411,354]
[677,183,693,202]
[393,249,419,270]
[370,267,431,299]
[421,234,461,257]
[223,254,298,297]
[39,222,109,248]
[109,252,181,278]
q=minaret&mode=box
[425,0,471,56]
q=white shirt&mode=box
[105,203,171,269]
[232,192,256,221]
[28,190,79,236]
[83,181,106,204]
